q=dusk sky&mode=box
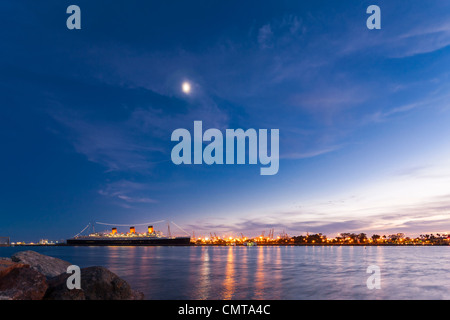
[2,0,450,241]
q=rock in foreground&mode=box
[0,266,48,300]
[45,266,144,300]
[0,258,28,278]
[0,251,144,300]
[11,250,72,279]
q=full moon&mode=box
[182,82,191,94]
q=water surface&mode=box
[1,245,449,299]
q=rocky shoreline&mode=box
[0,251,144,300]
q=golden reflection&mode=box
[376,246,384,270]
[106,246,120,269]
[334,245,343,281]
[239,247,249,297]
[222,247,236,299]
[271,246,282,299]
[197,247,211,300]
[254,246,265,299]
[133,247,148,277]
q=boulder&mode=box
[45,266,144,300]
[0,266,48,300]
[44,274,86,300]
[3,251,144,300]
[0,258,28,278]
[11,251,71,279]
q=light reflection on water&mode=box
[1,245,450,299]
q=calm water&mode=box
[1,245,450,300]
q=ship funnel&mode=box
[148,226,154,233]
[111,227,117,235]
[130,226,136,234]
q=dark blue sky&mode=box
[2,1,450,241]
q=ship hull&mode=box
[66,237,191,246]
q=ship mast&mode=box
[167,222,172,238]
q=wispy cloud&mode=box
[49,109,165,172]
[47,81,230,173]
[281,145,342,160]
[98,180,158,207]
[187,193,450,237]
[257,24,274,49]
[392,19,450,57]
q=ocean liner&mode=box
[67,223,191,246]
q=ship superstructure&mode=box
[67,222,191,246]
